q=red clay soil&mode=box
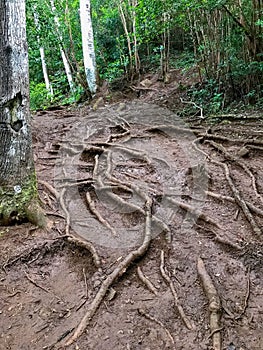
[0,88,263,350]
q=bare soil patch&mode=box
[0,99,263,350]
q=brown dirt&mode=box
[0,86,263,350]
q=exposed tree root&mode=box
[59,188,101,267]
[192,137,207,157]
[208,114,260,122]
[92,152,168,234]
[247,144,263,152]
[38,179,59,199]
[137,266,158,295]
[63,198,153,346]
[130,85,159,92]
[114,112,131,128]
[180,97,204,119]
[65,235,101,268]
[95,174,144,213]
[160,250,194,330]
[197,257,221,350]
[206,140,263,205]
[106,130,130,143]
[41,190,55,209]
[195,224,243,251]
[45,211,65,219]
[86,191,118,237]
[88,141,152,164]
[166,197,221,228]
[211,234,243,251]
[144,124,203,135]
[206,327,224,341]
[193,140,262,236]
[95,180,169,233]
[199,133,263,146]
[205,191,263,217]
[94,153,170,234]
[213,161,261,237]
[138,308,175,345]
[56,178,93,188]
[235,269,250,320]
[59,188,71,236]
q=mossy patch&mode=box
[0,172,41,225]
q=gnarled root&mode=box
[197,257,221,350]
[160,250,194,330]
[64,198,153,346]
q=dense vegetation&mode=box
[26,0,263,112]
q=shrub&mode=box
[29,82,52,111]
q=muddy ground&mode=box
[0,80,263,350]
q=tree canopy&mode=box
[26,0,263,111]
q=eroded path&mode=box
[0,102,262,350]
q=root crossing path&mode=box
[0,102,262,350]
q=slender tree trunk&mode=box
[187,9,202,83]
[131,0,140,75]
[33,7,53,96]
[50,0,75,92]
[118,1,134,78]
[119,0,140,80]
[0,0,43,225]
[161,11,170,82]
[39,47,53,95]
[80,0,97,94]
[65,0,87,91]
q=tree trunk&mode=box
[131,0,140,75]
[33,7,54,96]
[0,0,43,225]
[80,0,97,94]
[118,1,134,79]
[65,0,88,91]
[50,0,75,92]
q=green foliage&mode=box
[56,85,86,105]
[189,79,224,114]
[100,60,126,82]
[170,51,195,69]
[29,81,86,111]
[25,0,263,110]
[30,82,52,110]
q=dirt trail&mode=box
[0,101,263,350]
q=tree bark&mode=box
[80,0,97,94]
[0,0,41,225]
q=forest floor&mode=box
[0,72,263,350]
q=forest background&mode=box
[26,0,263,113]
